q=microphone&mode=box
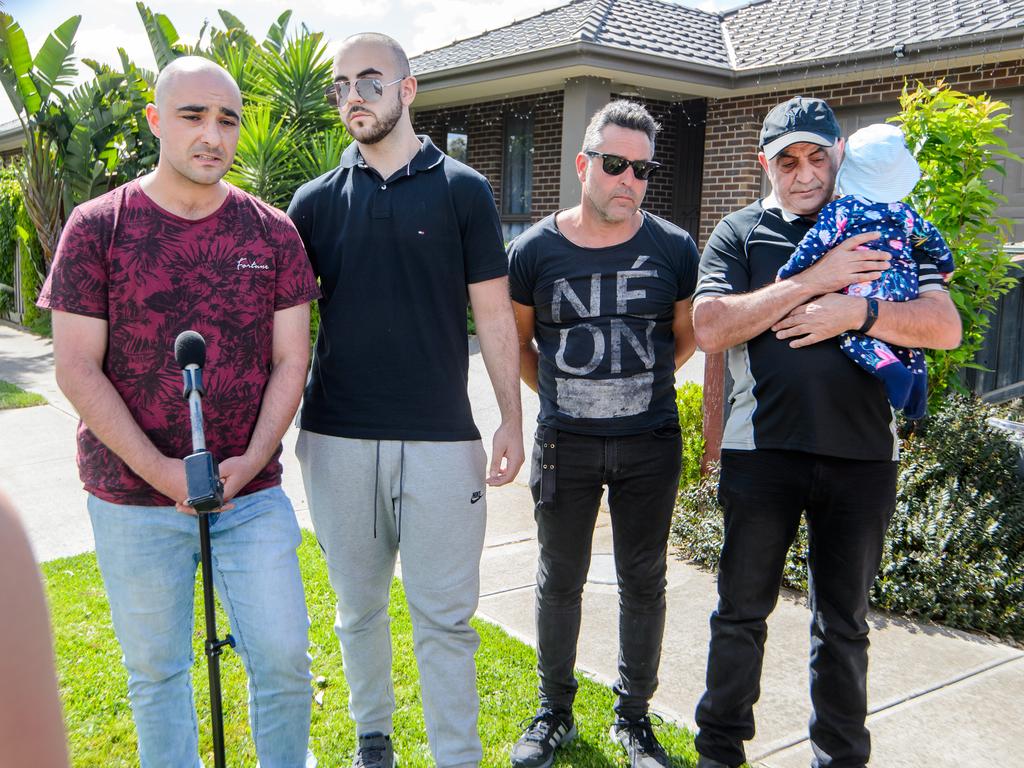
[174,330,223,512]
[174,331,234,765]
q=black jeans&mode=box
[528,425,682,720]
[694,449,897,768]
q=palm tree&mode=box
[0,13,159,271]
[0,12,79,269]
[136,4,351,207]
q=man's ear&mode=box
[145,103,160,139]
[400,75,418,107]
[757,151,770,176]
[575,152,589,184]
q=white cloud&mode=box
[406,0,556,55]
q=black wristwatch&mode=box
[858,298,879,334]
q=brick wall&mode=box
[414,91,564,221]
[415,91,697,226]
[699,57,1024,247]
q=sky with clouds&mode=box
[2,0,737,124]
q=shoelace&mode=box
[357,743,386,765]
[518,712,563,743]
[612,713,665,754]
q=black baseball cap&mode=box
[760,97,841,159]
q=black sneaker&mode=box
[352,731,396,768]
[510,709,577,768]
[609,714,670,768]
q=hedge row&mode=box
[672,392,1024,641]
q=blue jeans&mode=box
[88,486,315,768]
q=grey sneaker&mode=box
[609,714,670,768]
[353,731,396,768]
[510,709,577,768]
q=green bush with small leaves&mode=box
[16,200,49,335]
[676,382,705,489]
[895,82,1023,408]
[0,165,21,315]
[672,394,1024,640]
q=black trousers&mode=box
[694,449,897,768]
[528,425,682,720]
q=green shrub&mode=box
[672,460,724,567]
[16,201,49,335]
[672,394,1024,640]
[879,394,1024,637]
[676,382,705,489]
[0,168,19,315]
[310,297,321,350]
[895,82,1023,407]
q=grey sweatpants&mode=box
[296,430,488,768]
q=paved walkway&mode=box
[0,320,1021,766]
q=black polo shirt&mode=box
[287,136,508,441]
[695,199,900,461]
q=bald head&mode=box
[145,55,243,191]
[154,56,241,111]
[335,33,409,78]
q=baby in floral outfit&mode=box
[777,123,955,418]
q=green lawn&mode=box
[0,379,46,409]
[44,532,701,767]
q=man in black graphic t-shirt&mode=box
[508,101,698,768]
[690,97,962,768]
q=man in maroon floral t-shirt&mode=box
[38,57,319,768]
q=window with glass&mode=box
[446,130,467,163]
[501,113,533,241]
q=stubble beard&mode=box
[166,151,229,188]
[584,185,638,225]
[347,93,404,145]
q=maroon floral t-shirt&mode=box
[38,180,319,506]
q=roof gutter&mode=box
[414,40,737,95]
[730,26,1024,90]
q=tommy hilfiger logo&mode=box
[236,258,270,271]
[471,490,483,504]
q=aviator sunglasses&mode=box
[324,76,407,106]
[584,150,661,181]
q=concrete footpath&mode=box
[0,320,1021,766]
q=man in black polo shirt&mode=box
[690,97,962,768]
[508,100,698,768]
[287,32,523,768]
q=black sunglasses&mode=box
[324,76,406,106]
[584,150,661,181]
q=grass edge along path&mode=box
[45,531,702,767]
[0,378,46,409]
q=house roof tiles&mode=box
[723,0,1024,70]
[410,0,1024,76]
[410,0,732,74]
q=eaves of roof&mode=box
[414,25,1024,103]
[415,40,736,101]
[0,119,24,153]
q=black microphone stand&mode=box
[177,332,235,768]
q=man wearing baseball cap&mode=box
[689,96,961,768]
